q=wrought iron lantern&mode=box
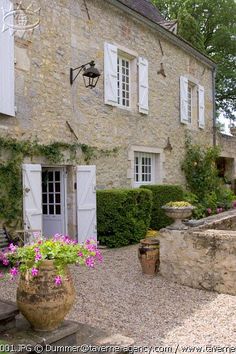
[70,60,100,88]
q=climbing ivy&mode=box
[0,137,118,228]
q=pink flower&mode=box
[35,253,42,262]
[216,208,223,214]
[54,276,62,286]
[34,247,40,253]
[96,250,103,262]
[85,257,95,268]
[31,268,39,277]
[232,200,236,208]
[207,208,212,215]
[78,252,83,257]
[10,267,18,277]
[2,258,9,266]
[0,271,3,279]
[86,243,96,252]
[8,243,17,252]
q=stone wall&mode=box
[0,0,216,188]
[159,210,236,295]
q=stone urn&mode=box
[162,205,194,230]
[138,238,160,276]
[17,260,75,331]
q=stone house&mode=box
[0,0,235,240]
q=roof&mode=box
[117,0,165,24]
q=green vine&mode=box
[0,137,118,228]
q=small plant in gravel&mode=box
[0,234,102,285]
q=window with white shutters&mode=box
[180,76,205,129]
[104,42,148,114]
[0,0,15,116]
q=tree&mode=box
[152,0,236,120]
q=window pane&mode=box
[48,172,53,181]
[42,194,47,204]
[49,194,54,204]
[55,183,60,192]
[43,205,47,215]
[55,194,60,204]
[49,205,54,215]
[55,171,60,181]
[56,205,61,215]
[49,183,54,192]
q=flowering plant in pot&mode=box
[0,234,102,331]
[161,201,194,229]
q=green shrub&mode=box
[97,188,152,248]
[182,140,236,218]
[141,185,184,229]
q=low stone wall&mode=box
[159,210,236,295]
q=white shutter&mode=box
[76,165,97,243]
[198,85,205,129]
[22,164,42,232]
[180,76,188,124]
[138,57,149,114]
[104,42,118,106]
[0,0,15,116]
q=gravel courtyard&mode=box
[0,244,235,347]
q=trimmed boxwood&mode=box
[141,185,184,229]
[97,188,152,248]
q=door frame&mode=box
[42,166,68,236]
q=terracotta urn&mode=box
[162,206,194,230]
[138,238,160,276]
[16,260,75,331]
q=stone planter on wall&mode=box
[162,206,194,230]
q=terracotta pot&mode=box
[16,260,75,331]
[138,238,160,276]
[162,206,194,229]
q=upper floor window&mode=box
[104,42,149,115]
[187,83,193,123]
[117,56,130,108]
[180,76,205,129]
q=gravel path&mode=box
[0,244,235,347]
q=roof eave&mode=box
[105,0,217,69]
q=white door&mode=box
[42,168,66,238]
[22,164,42,232]
[76,165,97,243]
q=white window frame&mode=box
[134,152,155,185]
[127,145,165,188]
[117,55,131,108]
[187,83,193,123]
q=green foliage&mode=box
[164,201,192,207]
[141,185,184,229]
[182,140,236,218]
[0,137,118,227]
[152,0,236,120]
[2,236,101,282]
[97,189,152,248]
[182,139,221,200]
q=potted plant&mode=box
[162,201,194,229]
[0,234,102,331]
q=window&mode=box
[180,76,205,128]
[104,42,149,114]
[187,83,193,123]
[134,152,155,185]
[117,56,130,108]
